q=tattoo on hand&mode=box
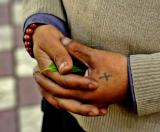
[99,73,112,81]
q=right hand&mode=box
[32,25,104,116]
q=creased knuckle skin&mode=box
[81,93,94,103]
[33,65,40,73]
[47,97,59,109]
[60,79,68,87]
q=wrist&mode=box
[23,23,44,57]
[33,24,64,41]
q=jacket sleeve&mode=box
[130,53,160,116]
[22,0,66,23]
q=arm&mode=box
[24,14,137,115]
[22,0,103,116]
[22,1,137,115]
[130,53,160,116]
[22,0,71,73]
[23,13,69,36]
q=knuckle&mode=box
[77,109,89,116]
[68,41,79,52]
[53,54,60,63]
[60,80,68,87]
[82,93,93,102]
[68,104,86,115]
[72,91,82,99]
[54,53,66,64]
[53,74,65,86]
[55,99,62,108]
[50,36,58,42]
[33,65,40,72]
[48,96,59,107]
[43,70,53,77]
[52,89,65,98]
[59,76,70,86]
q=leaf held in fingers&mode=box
[41,63,86,75]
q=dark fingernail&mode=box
[88,81,98,89]
[89,109,99,116]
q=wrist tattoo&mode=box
[99,73,112,81]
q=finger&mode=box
[61,37,94,68]
[34,72,98,104]
[44,71,98,90]
[40,87,60,110]
[38,86,100,116]
[40,36,73,74]
[33,47,52,70]
[37,77,107,116]
[98,107,108,115]
[54,97,100,116]
[39,83,107,116]
[34,72,85,99]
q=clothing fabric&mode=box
[23,0,160,132]
[23,13,69,36]
[41,99,85,132]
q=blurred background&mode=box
[0,0,42,132]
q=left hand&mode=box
[34,37,128,109]
[60,37,129,108]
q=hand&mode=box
[33,24,98,89]
[33,25,102,116]
[34,37,128,109]
[63,37,129,107]
[33,24,72,73]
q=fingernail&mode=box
[59,62,68,71]
[61,37,72,46]
[89,109,99,116]
[84,69,89,77]
[100,109,107,115]
[88,81,98,89]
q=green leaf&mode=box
[43,64,86,73]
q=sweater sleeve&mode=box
[22,0,66,23]
[23,13,69,36]
[130,53,160,116]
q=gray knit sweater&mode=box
[23,0,160,132]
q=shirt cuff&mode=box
[127,57,137,111]
[23,13,69,36]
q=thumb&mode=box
[61,37,94,66]
[34,47,52,71]
[35,39,73,74]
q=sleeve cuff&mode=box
[127,57,137,111]
[23,13,69,36]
